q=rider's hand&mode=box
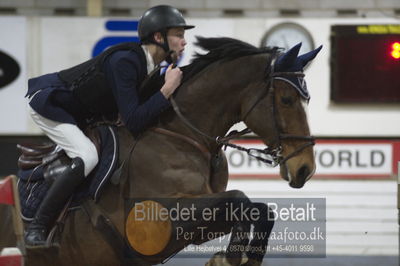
[161,64,182,99]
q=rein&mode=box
[168,55,315,167]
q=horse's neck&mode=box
[161,100,237,152]
[161,57,263,151]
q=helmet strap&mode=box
[160,30,174,64]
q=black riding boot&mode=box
[25,157,85,247]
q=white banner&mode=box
[0,17,27,134]
[41,17,113,74]
[1,16,398,136]
[314,143,392,175]
[39,17,235,73]
[226,141,395,178]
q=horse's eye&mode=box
[281,96,293,106]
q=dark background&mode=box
[331,25,400,103]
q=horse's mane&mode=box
[193,36,275,63]
[140,37,278,100]
[182,37,279,82]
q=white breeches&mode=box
[27,105,98,177]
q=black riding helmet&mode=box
[138,5,194,61]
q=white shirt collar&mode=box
[141,45,155,74]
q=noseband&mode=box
[170,55,315,167]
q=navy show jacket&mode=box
[27,48,171,136]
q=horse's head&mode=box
[163,38,322,188]
[242,43,322,188]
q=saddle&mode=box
[16,125,119,223]
[17,127,102,172]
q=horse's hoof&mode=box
[206,251,248,266]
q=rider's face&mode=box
[166,27,187,61]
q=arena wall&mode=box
[0,16,399,137]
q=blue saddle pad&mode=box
[17,125,119,221]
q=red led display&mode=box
[331,25,400,103]
[391,42,400,59]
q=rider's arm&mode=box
[104,51,171,135]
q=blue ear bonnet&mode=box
[274,43,322,100]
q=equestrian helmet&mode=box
[138,5,194,43]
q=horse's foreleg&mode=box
[224,196,253,266]
[167,190,258,266]
[198,193,274,266]
[241,202,274,266]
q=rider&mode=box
[24,5,194,247]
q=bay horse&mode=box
[0,37,321,266]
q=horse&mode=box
[0,37,321,266]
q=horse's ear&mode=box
[298,45,323,68]
[274,43,302,71]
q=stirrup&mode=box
[25,228,60,249]
[25,227,48,249]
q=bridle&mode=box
[169,55,315,167]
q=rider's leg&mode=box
[27,107,98,176]
[25,157,85,246]
[25,107,98,246]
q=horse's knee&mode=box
[251,202,275,229]
[260,203,276,225]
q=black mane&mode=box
[140,37,278,100]
[193,36,274,62]
[182,36,278,82]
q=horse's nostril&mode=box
[297,165,310,180]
